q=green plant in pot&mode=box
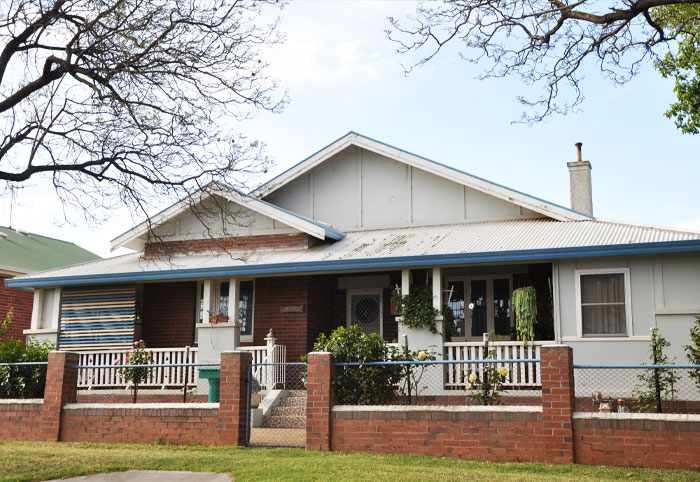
[512,286,537,345]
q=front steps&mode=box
[262,390,306,428]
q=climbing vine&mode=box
[512,286,537,345]
[395,284,439,333]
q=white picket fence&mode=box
[77,347,199,389]
[444,341,547,389]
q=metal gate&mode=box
[246,362,307,447]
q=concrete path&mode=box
[45,471,232,482]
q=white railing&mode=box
[77,347,199,389]
[239,334,286,392]
[444,340,550,388]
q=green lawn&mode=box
[1,442,698,482]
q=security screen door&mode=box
[347,289,383,337]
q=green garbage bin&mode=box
[198,367,221,402]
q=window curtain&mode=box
[580,273,627,336]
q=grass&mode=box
[1,442,699,482]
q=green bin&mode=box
[198,367,221,402]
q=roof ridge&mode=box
[591,218,700,235]
[0,225,97,251]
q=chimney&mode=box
[567,142,593,216]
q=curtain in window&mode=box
[580,273,627,336]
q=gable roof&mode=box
[252,131,591,222]
[110,183,345,251]
[0,226,100,275]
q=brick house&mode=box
[6,132,700,378]
[0,227,99,342]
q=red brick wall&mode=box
[60,406,219,445]
[332,409,546,462]
[307,353,334,450]
[141,282,196,348]
[0,402,43,441]
[144,233,312,257]
[308,275,342,352]
[0,276,33,341]
[573,417,700,470]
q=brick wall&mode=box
[0,276,33,341]
[308,275,343,352]
[332,408,546,462]
[141,282,196,348]
[0,402,43,441]
[60,406,219,445]
[144,233,312,257]
[573,416,700,470]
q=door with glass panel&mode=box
[445,276,513,341]
[347,289,383,337]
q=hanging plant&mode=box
[395,285,439,333]
[512,286,537,345]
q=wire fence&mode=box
[574,365,700,414]
[332,359,542,406]
[74,363,220,403]
[0,362,48,399]
[247,362,307,448]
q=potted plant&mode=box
[512,286,537,345]
[208,311,229,324]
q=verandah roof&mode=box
[6,218,700,288]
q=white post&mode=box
[401,269,410,296]
[30,290,41,330]
[265,329,276,390]
[228,278,240,349]
[50,288,61,330]
[202,280,214,321]
[432,267,442,319]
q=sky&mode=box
[2,1,699,258]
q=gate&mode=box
[246,362,307,447]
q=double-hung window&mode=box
[576,269,631,337]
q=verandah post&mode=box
[306,352,335,451]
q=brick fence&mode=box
[306,346,700,471]
[1,345,699,471]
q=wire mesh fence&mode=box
[574,365,700,414]
[0,362,48,399]
[333,359,542,406]
[247,363,307,448]
[75,363,219,403]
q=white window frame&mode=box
[197,279,255,343]
[575,268,632,338]
[346,288,383,337]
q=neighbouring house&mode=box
[5,132,700,387]
[0,226,100,341]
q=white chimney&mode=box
[567,142,593,216]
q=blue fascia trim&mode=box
[7,239,700,288]
[252,131,593,220]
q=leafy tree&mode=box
[0,0,285,227]
[685,314,700,390]
[633,328,678,413]
[654,5,700,134]
[388,0,700,127]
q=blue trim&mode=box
[253,131,593,220]
[573,364,700,369]
[335,359,540,366]
[8,239,700,288]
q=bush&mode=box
[0,337,54,399]
[685,315,700,391]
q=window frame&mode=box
[196,279,255,343]
[575,268,632,338]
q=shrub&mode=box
[633,328,678,413]
[685,315,700,391]
[464,349,508,405]
[395,284,439,333]
[117,340,154,403]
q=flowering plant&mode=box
[117,340,153,403]
[464,350,508,405]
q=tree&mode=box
[654,5,700,133]
[387,0,700,126]
[0,0,285,227]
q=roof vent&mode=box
[0,232,7,240]
[15,228,29,236]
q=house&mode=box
[5,132,700,376]
[0,226,100,341]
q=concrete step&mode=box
[287,390,306,398]
[271,405,305,417]
[278,397,305,408]
[262,414,306,428]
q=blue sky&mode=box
[2,1,699,257]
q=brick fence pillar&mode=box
[218,351,252,446]
[306,352,334,451]
[540,344,576,464]
[41,351,79,442]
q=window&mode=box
[576,269,631,337]
[217,280,254,337]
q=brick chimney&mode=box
[567,142,593,216]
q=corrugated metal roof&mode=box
[8,219,700,287]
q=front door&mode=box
[347,289,383,337]
[445,276,512,341]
